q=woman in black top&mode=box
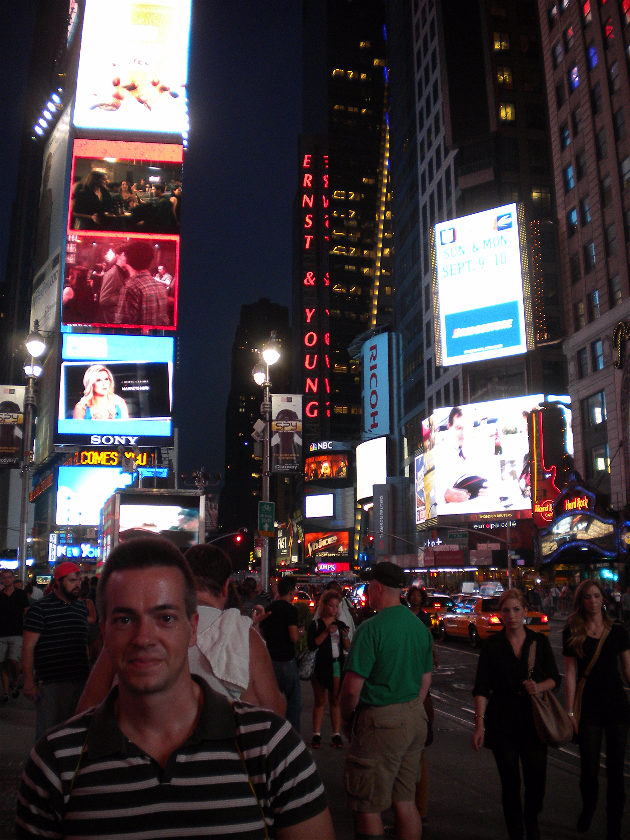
[563,580,630,840]
[472,589,560,840]
[307,590,350,749]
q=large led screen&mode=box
[424,395,547,519]
[69,140,183,235]
[118,501,200,549]
[57,333,173,445]
[57,465,134,525]
[356,436,387,501]
[305,494,334,518]
[304,531,350,559]
[304,453,349,482]
[433,203,529,366]
[73,0,192,137]
[63,233,178,329]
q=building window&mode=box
[591,82,602,113]
[494,32,510,50]
[610,61,621,91]
[499,102,516,121]
[497,65,513,87]
[568,65,580,89]
[592,338,604,370]
[601,175,613,206]
[572,107,582,135]
[580,196,592,224]
[564,164,575,191]
[426,359,432,386]
[576,151,587,180]
[584,241,596,270]
[609,274,622,305]
[587,43,598,68]
[588,289,600,320]
[596,128,607,159]
[575,301,586,330]
[567,206,578,234]
[621,156,630,188]
[556,81,566,107]
[614,109,626,140]
[606,223,617,256]
[560,122,571,148]
[549,2,560,25]
[604,18,614,43]
[570,252,581,283]
[564,25,576,48]
[553,41,564,66]
[623,0,630,25]
[578,347,588,376]
[584,391,607,426]
[591,444,610,474]
[582,0,592,22]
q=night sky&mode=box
[0,0,303,479]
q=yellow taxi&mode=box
[437,595,550,646]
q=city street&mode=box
[1,619,629,839]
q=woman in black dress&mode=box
[307,589,350,749]
[472,588,560,840]
[563,580,630,840]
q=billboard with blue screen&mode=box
[57,333,173,445]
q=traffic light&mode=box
[235,534,243,544]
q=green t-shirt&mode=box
[344,604,433,706]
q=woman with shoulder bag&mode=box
[472,589,561,840]
[307,589,351,749]
[563,580,630,840]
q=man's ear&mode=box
[222,580,230,599]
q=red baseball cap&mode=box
[53,561,81,580]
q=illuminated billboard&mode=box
[270,394,302,474]
[304,452,349,482]
[57,333,173,445]
[69,139,183,235]
[415,454,426,525]
[433,203,531,366]
[57,465,135,525]
[356,436,387,501]
[63,233,178,329]
[74,0,192,137]
[0,386,25,467]
[305,494,334,518]
[424,395,549,519]
[362,332,390,437]
[304,531,350,559]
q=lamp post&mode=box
[18,323,47,585]
[252,333,281,591]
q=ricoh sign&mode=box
[362,332,390,437]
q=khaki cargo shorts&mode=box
[344,695,427,812]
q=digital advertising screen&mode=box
[57,333,173,445]
[415,454,426,525]
[433,203,530,366]
[69,139,183,235]
[305,494,334,519]
[73,0,192,137]
[304,453,349,482]
[0,385,25,467]
[304,531,350,559]
[118,500,200,549]
[63,233,178,329]
[356,436,387,501]
[424,395,546,519]
[57,465,135,525]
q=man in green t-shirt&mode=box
[340,562,432,839]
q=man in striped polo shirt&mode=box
[16,538,335,839]
[21,561,89,741]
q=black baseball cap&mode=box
[365,561,405,589]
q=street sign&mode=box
[258,501,275,537]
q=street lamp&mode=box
[18,322,47,584]
[252,333,281,591]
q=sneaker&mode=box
[311,734,321,748]
[332,734,343,749]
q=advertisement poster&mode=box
[0,386,25,468]
[362,332,390,437]
[415,454,426,525]
[424,395,545,519]
[73,0,192,137]
[433,203,529,366]
[31,251,62,334]
[271,394,302,474]
[57,334,173,445]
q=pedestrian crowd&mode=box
[1,544,629,839]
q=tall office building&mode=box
[296,0,393,448]
[388,0,565,475]
[219,299,291,534]
[538,0,630,508]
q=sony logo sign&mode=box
[90,435,140,445]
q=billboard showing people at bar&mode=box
[69,140,182,235]
[57,333,173,445]
[73,0,192,138]
[270,394,302,474]
[63,234,178,329]
[433,203,531,366]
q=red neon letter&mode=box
[304,331,317,347]
[306,400,318,418]
[304,354,318,370]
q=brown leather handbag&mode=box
[527,641,573,746]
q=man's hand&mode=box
[23,682,38,703]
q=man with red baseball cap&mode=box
[22,561,89,740]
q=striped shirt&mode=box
[23,593,88,683]
[16,677,328,839]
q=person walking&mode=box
[0,569,29,701]
[307,589,350,748]
[260,575,302,731]
[472,588,561,840]
[340,562,433,839]
[21,562,89,740]
[563,580,630,840]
